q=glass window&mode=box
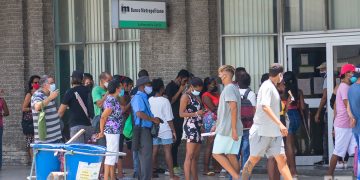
[329,0,360,30]
[284,0,326,32]
[55,0,140,88]
[223,37,277,91]
[222,0,277,34]
[222,0,277,90]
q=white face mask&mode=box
[144,86,153,95]
[279,73,283,83]
[50,84,56,92]
[104,82,109,88]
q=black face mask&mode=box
[210,86,218,93]
[86,83,94,89]
[320,72,327,78]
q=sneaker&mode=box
[164,169,170,176]
[154,168,166,174]
[335,162,344,169]
[314,159,329,166]
[173,167,183,175]
[132,172,138,178]
[218,169,227,178]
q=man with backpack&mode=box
[58,70,93,143]
[236,72,256,170]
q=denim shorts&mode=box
[287,109,301,134]
[153,137,173,145]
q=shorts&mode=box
[287,110,301,134]
[104,133,120,166]
[249,128,285,158]
[70,125,94,144]
[203,111,216,133]
[153,137,173,145]
[212,134,242,155]
[333,127,356,158]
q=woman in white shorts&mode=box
[98,79,124,180]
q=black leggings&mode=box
[171,118,183,167]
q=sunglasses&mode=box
[33,82,39,84]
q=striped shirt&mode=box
[31,90,62,143]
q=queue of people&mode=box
[4,62,357,180]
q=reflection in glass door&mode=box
[287,45,327,165]
[327,44,360,158]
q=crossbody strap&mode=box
[75,92,89,118]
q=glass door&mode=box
[326,43,360,160]
[287,44,327,165]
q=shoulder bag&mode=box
[38,102,47,141]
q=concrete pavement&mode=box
[0,165,355,180]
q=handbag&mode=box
[151,122,160,138]
[38,102,47,141]
[123,114,133,139]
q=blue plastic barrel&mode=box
[32,143,64,180]
[65,144,106,180]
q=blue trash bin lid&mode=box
[32,143,65,149]
[65,144,106,154]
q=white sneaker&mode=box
[335,162,344,169]
[218,169,227,178]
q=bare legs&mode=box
[285,133,297,176]
[327,154,340,176]
[267,157,280,180]
[104,165,115,180]
[274,155,292,180]
[204,136,215,173]
[242,156,260,180]
[213,154,240,179]
[184,142,201,180]
[242,155,292,180]
[116,159,124,178]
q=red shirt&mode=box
[202,92,220,110]
[0,98,4,127]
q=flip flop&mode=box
[203,171,216,176]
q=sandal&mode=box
[203,171,216,176]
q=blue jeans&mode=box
[354,133,360,179]
[0,127,3,169]
[133,150,139,174]
[238,130,250,170]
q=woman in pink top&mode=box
[328,64,356,176]
[0,90,10,170]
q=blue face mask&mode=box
[191,90,201,96]
[50,84,56,92]
[144,86,153,95]
[119,89,125,97]
[350,76,358,84]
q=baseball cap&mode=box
[316,62,326,69]
[340,64,356,76]
[71,70,84,80]
[136,76,151,87]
